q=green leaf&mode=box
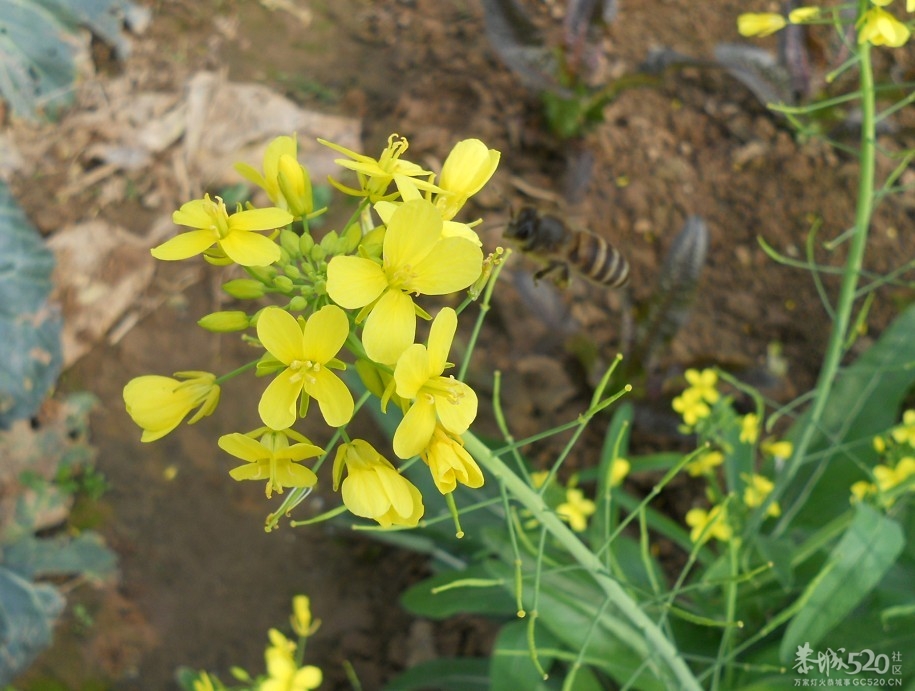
[780,503,904,660]
[0,181,62,426]
[0,0,139,120]
[400,563,516,619]
[0,566,65,685]
[384,657,490,691]
[3,531,117,582]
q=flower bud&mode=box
[273,275,294,293]
[279,229,302,258]
[222,278,266,299]
[198,310,250,333]
[277,153,314,218]
[284,264,303,280]
[299,232,315,256]
[288,295,308,312]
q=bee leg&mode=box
[534,261,571,288]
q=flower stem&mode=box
[772,41,876,534]
[462,431,702,690]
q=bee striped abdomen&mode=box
[568,231,630,287]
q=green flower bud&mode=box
[222,279,266,299]
[359,226,385,260]
[284,264,303,280]
[279,229,302,258]
[288,295,308,312]
[247,266,277,283]
[310,245,327,263]
[198,310,250,333]
[299,232,315,256]
[274,275,294,293]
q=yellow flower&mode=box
[740,413,760,445]
[435,139,501,220]
[262,629,322,691]
[256,305,354,430]
[873,464,898,492]
[742,473,781,517]
[737,12,787,37]
[672,388,711,427]
[686,450,724,477]
[609,457,630,487]
[326,198,483,364]
[421,426,484,494]
[762,438,793,459]
[152,194,291,266]
[684,368,720,404]
[392,307,478,459]
[123,371,220,442]
[290,594,320,638]
[235,135,313,218]
[191,672,216,691]
[557,488,596,532]
[896,456,915,482]
[333,439,425,527]
[319,134,433,202]
[788,6,819,22]
[218,428,321,498]
[890,409,915,445]
[686,504,732,543]
[857,7,911,47]
[530,470,550,488]
[850,479,875,504]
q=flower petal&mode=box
[258,369,303,430]
[342,471,392,519]
[362,289,415,364]
[229,206,294,231]
[219,230,282,267]
[393,344,431,399]
[304,368,354,427]
[327,256,387,309]
[375,465,419,519]
[229,462,269,481]
[274,459,318,488]
[218,433,270,462]
[383,198,442,268]
[258,307,305,364]
[150,230,216,260]
[172,199,215,229]
[435,380,477,435]
[410,237,482,294]
[301,305,349,363]
[427,308,456,375]
[393,397,436,459]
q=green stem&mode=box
[463,432,702,691]
[772,41,876,535]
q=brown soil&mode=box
[8,0,915,689]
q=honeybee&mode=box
[504,207,630,288]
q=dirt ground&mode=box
[8,0,915,689]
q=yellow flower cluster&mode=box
[852,410,915,506]
[186,594,322,691]
[124,133,501,529]
[738,2,913,48]
[672,368,719,429]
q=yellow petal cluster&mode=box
[218,429,322,498]
[152,194,291,266]
[686,504,732,543]
[421,426,484,494]
[123,371,220,442]
[235,135,314,218]
[556,488,596,532]
[326,199,483,364]
[392,307,478,459]
[257,305,354,430]
[857,6,911,46]
[737,12,787,37]
[333,439,424,527]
